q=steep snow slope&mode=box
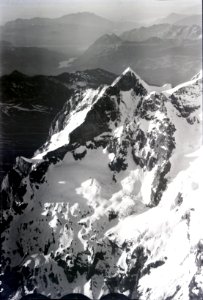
[1,68,202,300]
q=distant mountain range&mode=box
[0,12,138,55]
[68,32,201,86]
[0,12,201,86]
[154,13,202,26]
[1,11,200,55]
[121,24,202,42]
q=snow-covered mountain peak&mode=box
[1,69,202,300]
[34,68,151,159]
[122,66,136,75]
[111,66,149,95]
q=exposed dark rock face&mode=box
[189,240,203,299]
[171,94,200,121]
[1,157,32,233]
[113,71,148,96]
[170,78,202,125]
[132,93,176,206]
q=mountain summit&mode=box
[1,68,202,300]
[111,67,149,94]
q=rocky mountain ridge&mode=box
[1,67,202,300]
[0,69,117,181]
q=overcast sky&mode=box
[0,0,201,25]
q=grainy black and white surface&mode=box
[0,1,202,300]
